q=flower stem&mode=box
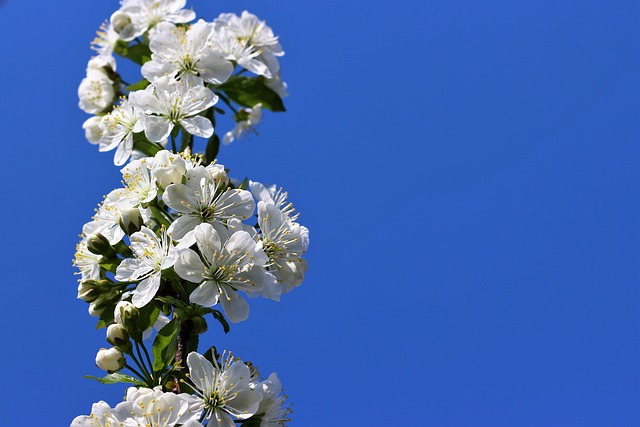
[125,364,147,383]
[130,345,153,384]
[217,92,239,115]
[139,340,154,374]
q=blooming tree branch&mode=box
[72,2,305,426]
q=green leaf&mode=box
[84,373,144,386]
[155,296,186,308]
[179,130,193,152]
[211,310,230,334]
[126,79,150,92]
[219,76,286,112]
[116,42,152,65]
[152,318,180,372]
[136,303,160,334]
[204,133,220,165]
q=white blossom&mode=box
[112,388,193,427]
[115,226,178,307]
[249,181,297,219]
[151,149,193,189]
[209,27,270,78]
[78,69,115,114]
[129,76,217,142]
[71,401,119,427]
[73,236,102,281]
[251,373,292,427]
[223,104,262,145]
[111,0,196,42]
[258,202,309,293]
[120,158,158,206]
[214,11,284,77]
[82,192,130,245]
[162,166,255,241]
[142,20,233,85]
[265,73,289,99]
[92,21,119,56]
[174,223,267,322]
[99,98,145,166]
[184,351,263,426]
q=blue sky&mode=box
[0,0,637,426]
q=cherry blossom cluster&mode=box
[75,150,309,322]
[71,2,303,426]
[73,351,291,427]
[79,0,287,166]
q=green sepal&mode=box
[84,373,144,386]
[148,205,172,228]
[95,302,116,329]
[133,133,163,157]
[152,318,180,372]
[114,240,133,258]
[237,177,249,191]
[218,76,286,112]
[126,79,151,92]
[99,258,122,274]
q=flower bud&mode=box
[88,302,105,317]
[207,164,229,186]
[86,233,116,258]
[107,323,129,346]
[82,116,103,145]
[114,301,139,331]
[119,208,144,236]
[95,347,126,373]
[77,281,99,302]
[107,324,132,354]
[111,11,132,34]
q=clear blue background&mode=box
[0,0,638,426]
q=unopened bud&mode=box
[114,301,139,331]
[82,116,103,145]
[77,281,98,302]
[88,302,105,317]
[86,233,116,258]
[111,11,132,34]
[207,164,229,186]
[119,208,144,236]
[95,347,126,373]
[107,323,129,346]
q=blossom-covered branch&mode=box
[71,2,306,426]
